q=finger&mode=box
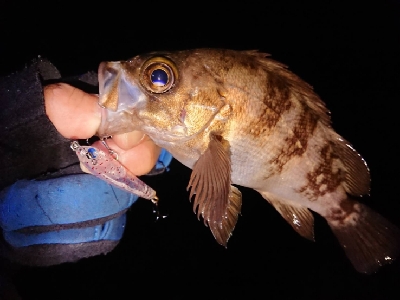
[93,137,161,175]
[112,131,146,150]
[44,83,101,139]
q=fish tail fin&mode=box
[326,201,400,274]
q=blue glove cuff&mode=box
[0,149,173,248]
[155,149,173,171]
[0,174,137,231]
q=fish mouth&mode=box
[97,61,147,137]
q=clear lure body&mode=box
[70,140,157,201]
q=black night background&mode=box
[1,1,400,299]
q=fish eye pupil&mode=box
[151,69,168,86]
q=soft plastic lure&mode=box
[70,140,158,203]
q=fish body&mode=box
[97,49,399,273]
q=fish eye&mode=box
[140,57,178,93]
[151,69,168,87]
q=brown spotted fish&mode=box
[96,49,399,273]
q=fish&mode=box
[95,48,399,273]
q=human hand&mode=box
[43,83,161,175]
[0,81,172,267]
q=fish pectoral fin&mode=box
[261,192,315,241]
[187,133,241,246]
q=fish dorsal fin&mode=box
[263,193,315,241]
[187,133,242,246]
[332,137,371,196]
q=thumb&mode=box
[44,83,101,139]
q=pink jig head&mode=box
[70,140,158,203]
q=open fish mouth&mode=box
[97,61,149,137]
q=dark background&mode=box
[1,1,400,299]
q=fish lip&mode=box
[98,61,123,111]
[97,61,148,137]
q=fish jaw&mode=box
[97,61,148,137]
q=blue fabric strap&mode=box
[3,214,126,247]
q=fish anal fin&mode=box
[261,192,315,241]
[326,199,400,274]
[333,137,370,196]
[187,133,241,246]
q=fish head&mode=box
[97,50,228,144]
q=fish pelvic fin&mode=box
[260,192,315,241]
[326,199,400,274]
[209,185,242,246]
[187,133,242,246]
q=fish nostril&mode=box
[179,109,186,123]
